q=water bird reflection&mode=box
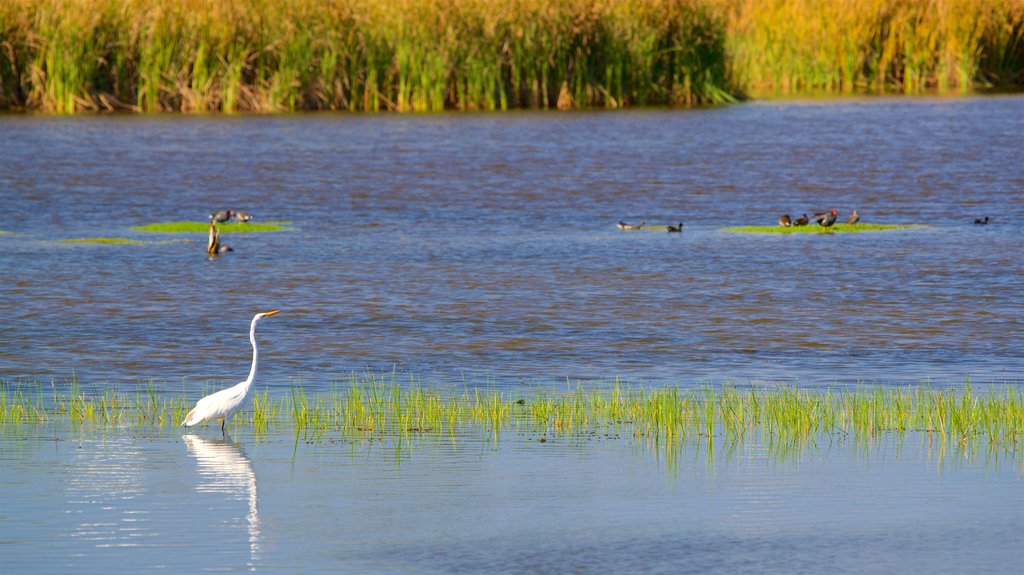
[183,434,260,565]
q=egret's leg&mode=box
[221,418,227,433]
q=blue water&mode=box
[2,426,1020,574]
[2,99,1023,393]
[2,97,1023,573]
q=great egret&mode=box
[182,310,281,432]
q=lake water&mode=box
[1,98,1022,573]
[2,426,1021,574]
[1,96,1022,391]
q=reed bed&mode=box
[3,377,1022,457]
[3,0,1018,113]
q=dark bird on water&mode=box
[779,214,792,227]
[814,209,837,227]
[233,210,253,223]
[974,216,989,225]
[617,221,645,231]
[209,209,233,224]
[667,223,683,233]
[793,214,809,226]
[847,210,859,225]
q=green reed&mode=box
[3,378,1022,457]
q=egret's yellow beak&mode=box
[263,309,282,317]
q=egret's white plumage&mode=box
[182,310,281,432]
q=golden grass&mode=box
[4,0,1016,113]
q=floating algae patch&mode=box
[724,223,928,234]
[131,221,292,233]
[58,237,194,245]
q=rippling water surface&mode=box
[1,97,1022,391]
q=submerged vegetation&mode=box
[132,221,292,233]
[0,0,1021,113]
[3,376,1022,458]
[725,223,928,234]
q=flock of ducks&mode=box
[779,208,858,228]
[207,208,255,256]
[209,209,254,224]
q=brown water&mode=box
[1,97,1022,392]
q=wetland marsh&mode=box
[2,96,1023,572]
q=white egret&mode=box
[182,310,281,432]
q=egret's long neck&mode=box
[242,318,259,392]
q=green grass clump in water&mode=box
[131,221,292,233]
[3,376,1022,460]
[724,223,928,234]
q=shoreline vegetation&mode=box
[1,0,1022,114]
[2,377,1021,456]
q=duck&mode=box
[814,209,837,227]
[617,221,645,231]
[233,210,253,223]
[779,214,792,227]
[209,209,233,224]
[846,210,859,225]
[974,216,989,225]
[793,214,809,226]
[667,223,683,233]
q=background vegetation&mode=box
[1,0,1021,113]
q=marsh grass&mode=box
[131,221,293,233]
[724,223,928,234]
[7,0,1015,113]
[3,377,1022,457]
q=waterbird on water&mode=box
[779,214,792,227]
[234,210,253,223]
[617,221,645,230]
[847,210,859,224]
[974,216,989,225]
[793,214,809,226]
[814,209,837,227]
[182,310,282,433]
[667,223,683,233]
[210,209,233,224]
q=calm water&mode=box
[2,426,1021,574]
[1,97,1022,391]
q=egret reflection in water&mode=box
[182,434,260,566]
